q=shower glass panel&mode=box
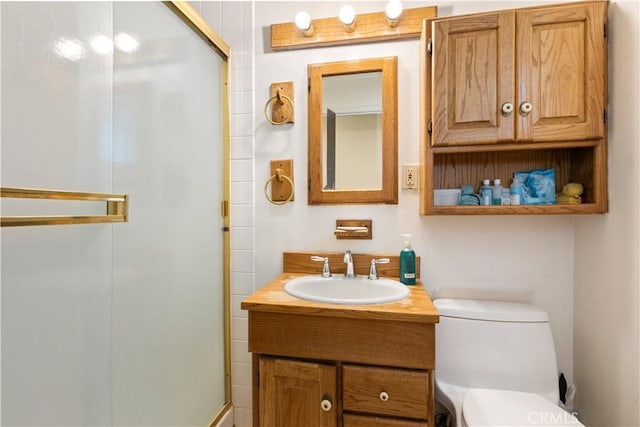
[1,3,114,425]
[111,2,227,424]
[1,2,228,425]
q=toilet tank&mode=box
[434,298,559,402]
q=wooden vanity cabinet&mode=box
[243,268,438,427]
[421,1,608,215]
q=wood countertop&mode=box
[241,273,439,324]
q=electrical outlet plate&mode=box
[402,164,419,189]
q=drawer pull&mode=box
[321,399,332,412]
[379,391,389,402]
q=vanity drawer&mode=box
[344,413,428,427]
[343,364,429,419]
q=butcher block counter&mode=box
[241,252,439,427]
[241,272,439,323]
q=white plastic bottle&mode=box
[481,179,492,206]
[510,178,524,205]
[492,179,503,205]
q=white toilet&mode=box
[434,298,584,427]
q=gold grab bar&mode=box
[1,187,128,227]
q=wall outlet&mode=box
[402,164,419,189]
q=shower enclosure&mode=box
[1,2,230,425]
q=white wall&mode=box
[574,1,640,425]
[253,0,576,409]
[215,2,640,426]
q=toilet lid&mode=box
[462,388,584,426]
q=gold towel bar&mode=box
[1,187,128,227]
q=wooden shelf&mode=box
[429,203,602,216]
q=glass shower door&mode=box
[111,2,228,425]
[1,2,229,425]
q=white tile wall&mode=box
[234,408,254,427]
[226,2,255,425]
[230,136,254,160]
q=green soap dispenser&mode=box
[399,234,416,285]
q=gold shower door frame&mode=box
[166,2,232,425]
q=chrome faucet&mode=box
[343,250,356,278]
[311,256,332,278]
[368,258,390,280]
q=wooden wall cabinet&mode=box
[421,1,608,215]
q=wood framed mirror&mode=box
[308,57,398,204]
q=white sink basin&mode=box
[284,275,410,305]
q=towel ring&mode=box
[264,170,294,205]
[264,90,294,125]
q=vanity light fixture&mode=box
[385,0,403,27]
[271,5,437,50]
[295,11,314,37]
[339,5,356,32]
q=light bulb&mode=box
[339,5,356,26]
[295,11,314,37]
[385,0,403,26]
[295,11,311,31]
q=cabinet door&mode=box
[260,358,337,427]
[431,11,515,146]
[516,3,606,142]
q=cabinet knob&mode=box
[320,399,332,412]
[501,102,514,117]
[379,391,389,401]
[519,102,533,116]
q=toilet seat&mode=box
[462,388,584,427]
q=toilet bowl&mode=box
[433,298,583,427]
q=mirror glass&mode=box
[322,72,382,190]
[308,57,397,204]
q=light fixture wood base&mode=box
[271,6,437,51]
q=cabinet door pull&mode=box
[519,102,533,116]
[501,102,514,117]
[320,399,332,412]
[379,391,389,401]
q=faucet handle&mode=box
[311,256,332,278]
[368,258,390,280]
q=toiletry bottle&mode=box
[510,178,524,205]
[481,179,492,206]
[399,234,416,285]
[492,179,503,205]
[501,188,511,205]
